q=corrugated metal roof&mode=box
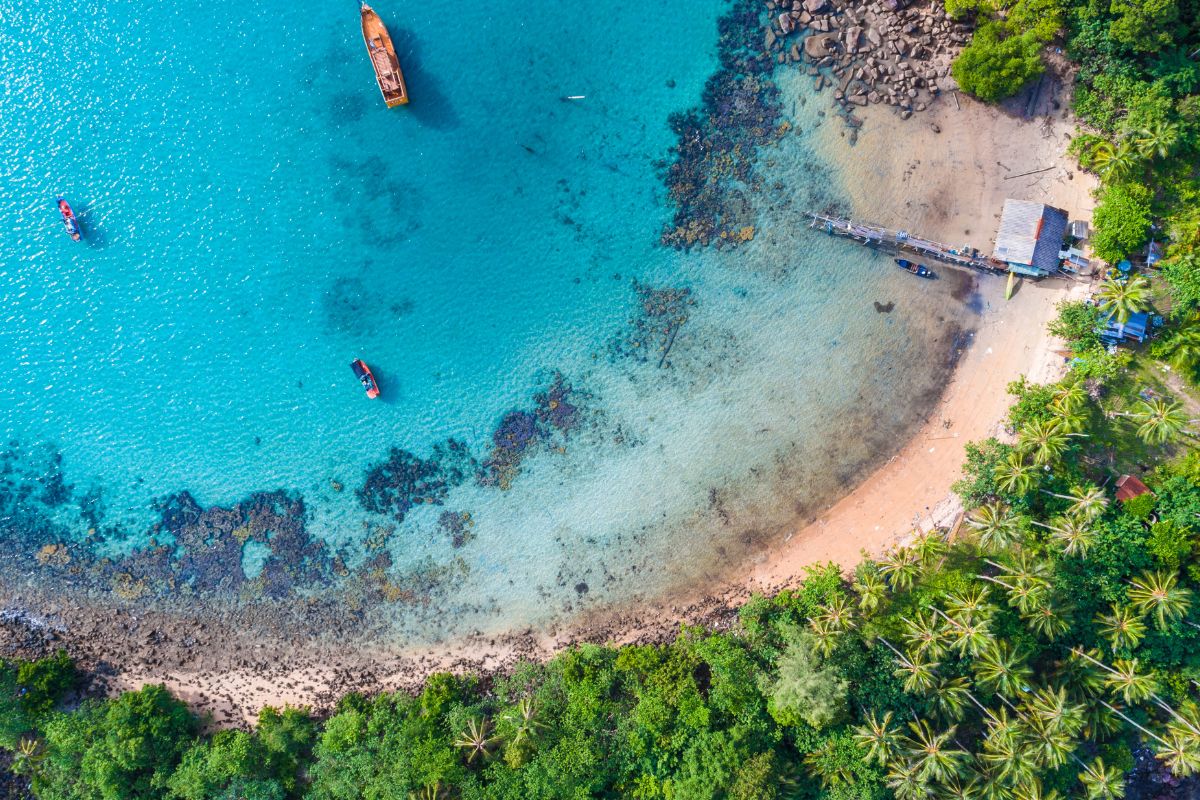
[993,199,1070,272]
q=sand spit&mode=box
[2,61,1102,728]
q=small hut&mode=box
[993,200,1070,277]
[1115,475,1151,503]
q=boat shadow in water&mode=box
[72,204,109,250]
[387,27,461,131]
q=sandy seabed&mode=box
[7,65,1101,727]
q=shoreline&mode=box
[4,53,1100,728]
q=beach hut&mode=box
[1098,311,1150,344]
[1115,474,1151,503]
[992,200,1070,277]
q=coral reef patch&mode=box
[610,281,695,368]
[478,373,588,490]
[356,440,474,524]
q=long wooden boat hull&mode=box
[360,4,408,107]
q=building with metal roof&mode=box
[992,200,1070,277]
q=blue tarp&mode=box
[1099,311,1150,344]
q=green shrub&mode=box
[952,22,1045,102]
[1092,183,1154,264]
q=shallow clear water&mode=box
[0,0,979,641]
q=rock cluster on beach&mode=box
[765,0,970,135]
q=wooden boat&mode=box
[56,197,81,242]
[351,358,381,399]
[360,4,408,107]
[894,258,934,279]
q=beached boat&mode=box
[56,197,81,242]
[360,4,408,107]
[351,358,381,399]
[894,258,934,279]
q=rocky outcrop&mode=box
[761,0,971,134]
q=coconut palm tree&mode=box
[454,717,500,764]
[504,697,547,748]
[1023,599,1072,641]
[931,676,972,722]
[902,610,948,659]
[855,709,901,766]
[1036,515,1095,557]
[945,585,995,624]
[816,594,856,632]
[1104,658,1159,703]
[967,503,1024,552]
[1052,382,1088,415]
[408,783,450,800]
[805,737,858,788]
[1091,139,1141,181]
[1128,569,1193,628]
[937,773,984,800]
[897,654,942,695]
[975,641,1033,698]
[1019,418,1073,465]
[887,762,931,800]
[11,737,45,777]
[1042,484,1109,521]
[980,710,1027,783]
[1058,647,1108,699]
[1095,604,1148,653]
[1158,733,1200,777]
[1161,311,1200,377]
[853,562,888,616]
[879,547,923,592]
[1133,398,1190,445]
[1135,119,1181,160]
[995,452,1038,496]
[902,719,968,783]
[913,529,949,567]
[1095,275,1151,324]
[808,616,840,658]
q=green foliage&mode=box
[1108,0,1183,53]
[1049,300,1103,352]
[952,22,1046,102]
[765,631,849,730]
[1092,183,1155,264]
[15,651,75,718]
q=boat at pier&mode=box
[894,258,934,278]
[360,4,408,107]
[351,359,381,399]
[56,198,81,241]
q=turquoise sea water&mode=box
[0,0,981,642]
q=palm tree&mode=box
[1036,515,1095,557]
[1058,647,1108,699]
[816,594,856,632]
[975,641,1032,698]
[808,616,840,658]
[1023,599,1072,641]
[504,697,547,748]
[853,562,888,616]
[1095,604,1148,652]
[995,452,1038,495]
[805,737,858,788]
[1052,382,1088,415]
[897,654,942,694]
[945,585,995,624]
[454,717,500,764]
[937,773,983,800]
[967,503,1024,552]
[1133,398,1189,445]
[902,719,968,783]
[408,783,450,800]
[1095,275,1151,324]
[879,547,923,592]
[854,709,901,766]
[1128,569,1193,628]
[931,676,972,722]
[1104,658,1158,703]
[1019,418,1072,465]
[902,610,948,659]
[913,529,949,567]
[1091,139,1141,181]
[1042,484,1108,520]
[11,737,45,777]
[1157,733,1200,777]
[1135,119,1181,160]
[1161,311,1200,376]
[887,762,931,800]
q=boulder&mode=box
[779,12,795,33]
[804,32,838,58]
[803,0,828,12]
[867,27,882,47]
[843,25,864,53]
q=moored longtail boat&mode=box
[56,197,81,242]
[360,3,408,107]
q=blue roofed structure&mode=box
[1099,311,1150,344]
[992,200,1070,277]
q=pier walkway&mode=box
[806,211,1009,275]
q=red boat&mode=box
[351,359,380,399]
[56,197,81,241]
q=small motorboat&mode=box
[895,258,934,278]
[56,198,81,241]
[351,359,380,399]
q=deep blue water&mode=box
[0,0,978,640]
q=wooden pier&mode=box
[806,211,1008,275]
